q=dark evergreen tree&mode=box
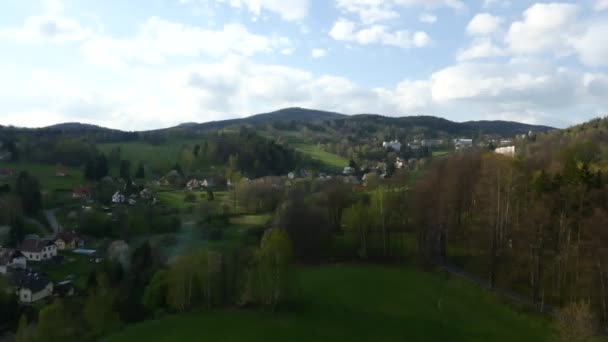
[84,159,96,180]
[96,154,109,180]
[119,160,131,181]
[15,171,42,215]
[135,162,145,179]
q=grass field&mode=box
[0,161,86,191]
[107,264,555,342]
[42,252,99,290]
[293,144,348,170]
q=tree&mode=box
[323,180,352,233]
[96,154,109,180]
[119,160,131,181]
[242,228,293,310]
[84,273,120,339]
[15,314,32,342]
[143,270,169,313]
[35,299,77,341]
[556,301,598,342]
[226,154,241,213]
[84,159,96,180]
[344,201,371,259]
[15,171,42,215]
[135,161,145,179]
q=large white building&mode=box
[8,270,53,303]
[495,146,516,157]
[454,138,473,150]
[383,140,402,152]
[20,238,57,261]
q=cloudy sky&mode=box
[1,0,607,130]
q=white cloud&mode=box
[335,0,463,24]
[419,13,437,24]
[81,17,292,66]
[595,0,608,11]
[466,13,503,35]
[329,19,431,48]
[482,0,510,9]
[42,0,65,13]
[0,15,92,43]
[506,3,579,55]
[311,48,327,58]
[571,21,608,67]
[456,38,505,61]
[182,0,310,21]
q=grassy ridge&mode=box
[0,161,86,191]
[107,264,554,342]
[293,144,348,170]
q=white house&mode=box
[112,191,126,204]
[0,248,26,274]
[8,270,53,303]
[495,146,516,157]
[454,138,473,150]
[186,179,202,190]
[383,140,402,152]
[20,238,57,261]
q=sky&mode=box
[0,0,607,130]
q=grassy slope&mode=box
[107,264,554,342]
[294,144,348,170]
[0,161,86,191]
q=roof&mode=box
[73,186,91,195]
[54,280,74,296]
[0,248,24,264]
[8,269,52,292]
[20,238,55,253]
[56,231,81,244]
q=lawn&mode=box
[432,150,451,157]
[42,251,99,290]
[293,144,348,170]
[0,161,86,191]
[107,264,555,342]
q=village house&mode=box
[54,231,84,250]
[187,179,203,190]
[454,138,474,150]
[382,140,402,152]
[0,168,15,178]
[421,139,444,147]
[72,186,91,200]
[140,188,153,200]
[342,166,356,176]
[112,191,126,204]
[0,248,27,274]
[8,269,53,303]
[495,146,516,157]
[20,238,58,261]
[55,167,67,177]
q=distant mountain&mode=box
[173,107,346,131]
[462,120,554,136]
[43,122,119,132]
[171,108,554,137]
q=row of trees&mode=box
[412,146,608,331]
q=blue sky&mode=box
[1,0,607,130]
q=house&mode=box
[342,166,356,176]
[0,151,11,161]
[0,248,27,274]
[395,157,405,169]
[0,168,15,177]
[382,140,402,152]
[186,179,202,190]
[54,280,75,297]
[140,188,153,200]
[72,186,91,200]
[55,168,67,177]
[454,138,474,150]
[421,139,444,147]
[287,172,295,180]
[20,238,58,261]
[495,146,516,157]
[54,231,84,250]
[8,269,53,303]
[112,191,126,204]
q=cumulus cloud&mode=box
[335,0,463,24]
[180,0,310,21]
[311,48,327,58]
[595,0,608,11]
[329,18,431,48]
[466,13,503,35]
[506,3,579,55]
[419,13,437,24]
[456,38,506,61]
[0,15,92,43]
[81,17,292,66]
